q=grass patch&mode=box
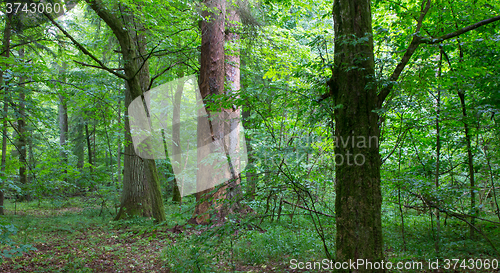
[0,197,498,272]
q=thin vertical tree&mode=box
[0,11,13,215]
[434,50,443,253]
[171,70,184,203]
[58,62,68,182]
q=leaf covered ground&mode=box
[1,197,499,272]
[0,198,302,272]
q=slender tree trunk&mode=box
[191,0,227,225]
[102,112,114,185]
[0,11,13,215]
[459,90,476,238]
[92,122,96,166]
[85,123,93,168]
[116,98,122,188]
[242,107,256,200]
[58,63,68,182]
[456,43,476,238]
[0,103,6,215]
[75,117,85,169]
[17,44,28,200]
[161,128,177,200]
[27,134,34,184]
[434,50,443,253]
[482,140,500,221]
[171,72,184,203]
[332,0,384,266]
[397,114,406,251]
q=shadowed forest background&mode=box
[0,0,500,272]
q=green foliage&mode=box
[0,0,499,269]
[0,219,36,261]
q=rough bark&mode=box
[85,0,166,222]
[221,5,242,216]
[115,88,153,219]
[325,0,500,266]
[191,0,227,225]
[332,0,384,267]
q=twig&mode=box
[73,60,124,71]
[42,11,127,80]
[282,200,334,217]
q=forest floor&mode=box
[0,197,499,272]
[0,198,300,272]
[0,206,169,272]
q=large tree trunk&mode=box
[326,0,500,267]
[222,6,242,215]
[331,0,384,266]
[115,86,153,219]
[191,0,227,225]
[123,13,166,223]
[0,11,13,215]
[87,0,166,222]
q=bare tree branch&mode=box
[377,1,500,106]
[421,15,500,44]
[148,61,184,90]
[42,12,128,80]
[84,0,129,43]
[73,60,124,71]
[282,200,334,217]
[377,0,431,106]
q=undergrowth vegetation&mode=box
[0,195,498,272]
